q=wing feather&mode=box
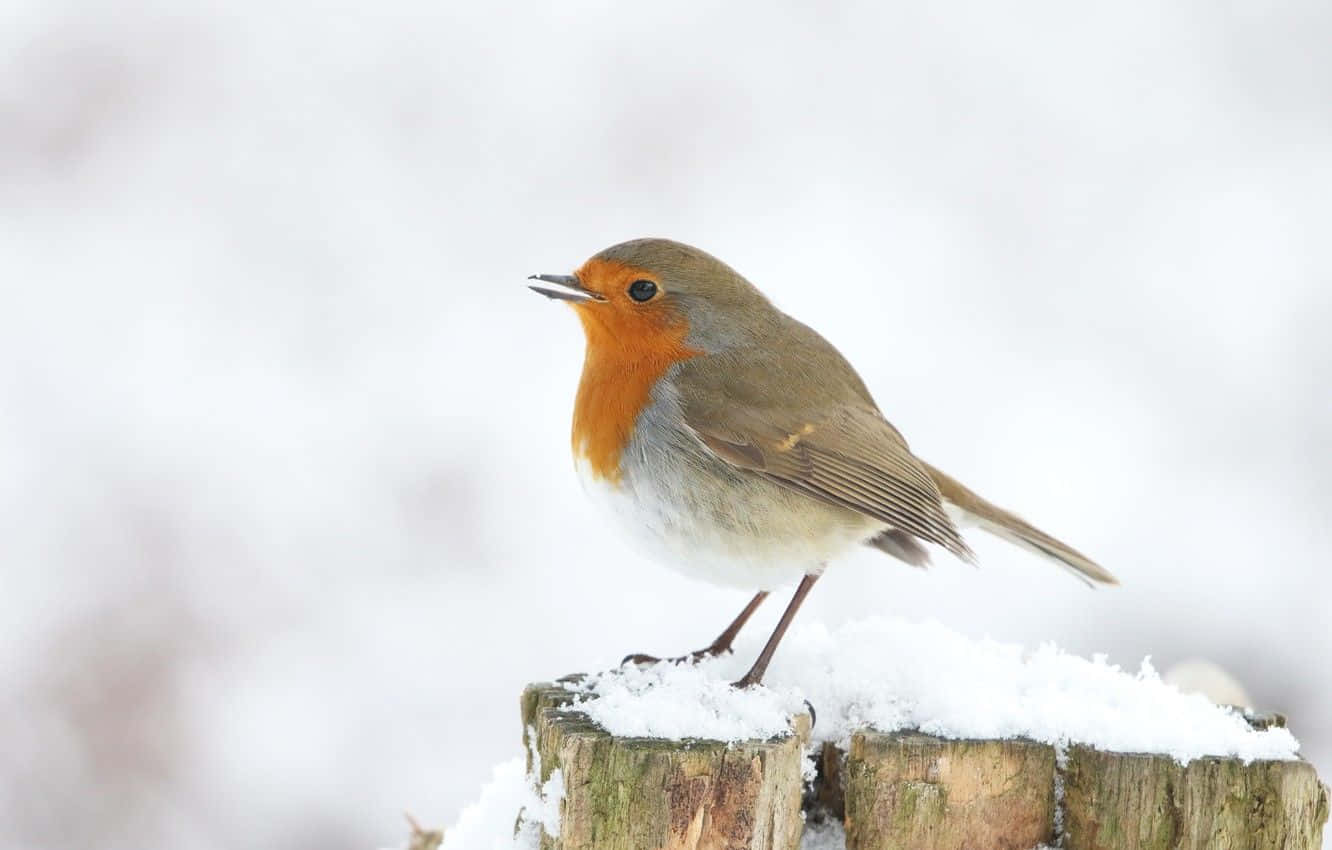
[687,405,975,562]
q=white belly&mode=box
[574,449,880,592]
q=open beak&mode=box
[527,274,606,304]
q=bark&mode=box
[515,682,1328,850]
[842,731,1056,850]
[1062,744,1330,850]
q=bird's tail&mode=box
[921,461,1119,587]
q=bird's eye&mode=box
[628,279,658,302]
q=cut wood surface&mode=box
[522,683,811,850]
[518,681,1328,850]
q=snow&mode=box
[564,658,809,742]
[531,770,563,838]
[567,617,1301,764]
[799,819,846,850]
[437,759,559,850]
[520,726,563,837]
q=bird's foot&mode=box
[621,652,664,666]
[730,671,762,689]
[621,645,730,668]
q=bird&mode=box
[530,238,1117,688]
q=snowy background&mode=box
[2,1,1330,849]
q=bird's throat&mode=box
[571,309,698,484]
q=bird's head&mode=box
[529,238,772,355]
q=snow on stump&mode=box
[842,731,1056,850]
[1063,744,1330,850]
[521,683,811,850]
[467,621,1328,850]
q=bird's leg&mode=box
[622,591,769,666]
[700,590,770,656]
[732,573,820,689]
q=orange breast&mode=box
[569,261,699,483]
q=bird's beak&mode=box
[527,274,606,304]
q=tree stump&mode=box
[841,731,1056,850]
[1062,744,1330,850]
[521,683,811,850]
[516,681,1328,850]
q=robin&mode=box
[530,238,1117,688]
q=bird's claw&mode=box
[622,645,731,669]
[621,653,662,666]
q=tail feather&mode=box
[920,461,1119,587]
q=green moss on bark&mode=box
[843,731,1056,850]
[1062,745,1329,850]
[520,682,808,850]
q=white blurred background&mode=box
[2,1,1329,848]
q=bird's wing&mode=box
[684,403,975,563]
